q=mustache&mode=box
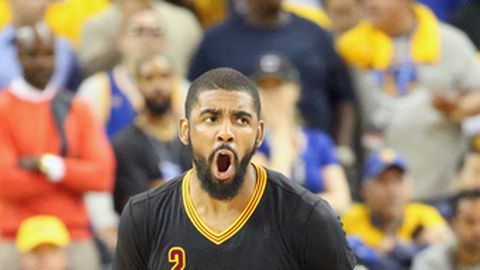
[208,144,238,163]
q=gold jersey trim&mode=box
[181,163,267,245]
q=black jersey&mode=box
[114,164,356,270]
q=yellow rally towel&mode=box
[336,4,440,70]
[0,0,108,46]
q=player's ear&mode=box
[179,117,190,145]
[255,119,265,147]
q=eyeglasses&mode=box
[126,24,165,37]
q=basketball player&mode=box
[114,68,356,269]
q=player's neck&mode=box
[189,164,257,233]
[190,164,257,212]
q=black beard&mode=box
[24,69,52,90]
[190,142,257,201]
[145,97,171,116]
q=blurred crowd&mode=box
[1,0,480,269]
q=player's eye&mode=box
[205,115,218,123]
[236,117,249,125]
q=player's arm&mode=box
[301,200,357,270]
[114,198,149,270]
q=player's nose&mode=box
[216,121,234,143]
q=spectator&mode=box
[188,0,356,151]
[412,189,480,270]
[0,24,114,270]
[16,216,70,270]
[78,8,169,139]
[337,0,480,202]
[113,53,191,214]
[252,53,351,213]
[79,0,202,77]
[0,0,83,91]
[342,149,450,269]
[450,0,480,51]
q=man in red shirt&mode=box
[0,23,114,270]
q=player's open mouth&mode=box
[213,150,235,181]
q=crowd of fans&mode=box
[1,0,480,269]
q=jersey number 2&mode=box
[168,247,186,270]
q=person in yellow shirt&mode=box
[342,148,451,267]
[0,0,108,46]
[337,0,480,205]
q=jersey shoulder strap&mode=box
[51,91,74,156]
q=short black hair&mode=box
[452,188,480,217]
[185,68,261,119]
